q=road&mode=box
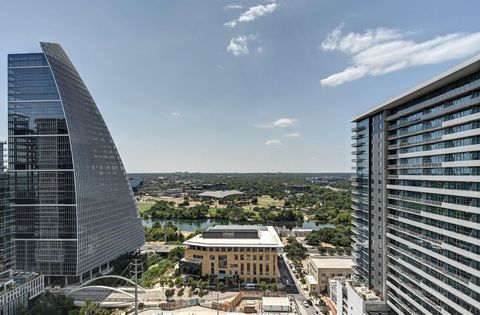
[279,254,321,315]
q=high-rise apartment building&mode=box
[0,142,14,278]
[7,42,145,284]
[352,55,480,314]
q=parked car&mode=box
[303,301,309,308]
[244,283,257,290]
[307,299,313,306]
[285,280,291,286]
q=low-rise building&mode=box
[0,272,44,315]
[307,256,353,293]
[329,278,389,315]
[262,297,291,312]
[181,225,283,284]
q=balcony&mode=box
[352,134,365,140]
[387,136,441,150]
[387,90,480,131]
[352,126,366,132]
[387,194,442,207]
[352,141,366,147]
[386,79,480,123]
[352,150,365,155]
[387,223,442,245]
[387,162,441,169]
[351,158,365,163]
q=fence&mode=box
[159,298,199,310]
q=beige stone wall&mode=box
[184,247,278,283]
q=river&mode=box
[141,218,335,232]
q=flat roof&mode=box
[198,190,244,198]
[206,225,259,232]
[262,297,290,306]
[352,53,480,122]
[306,275,318,285]
[183,226,283,248]
[310,256,354,270]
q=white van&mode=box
[245,283,257,290]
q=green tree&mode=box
[165,288,175,301]
[177,288,185,297]
[260,281,268,292]
[79,300,109,315]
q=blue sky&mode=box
[1,1,480,172]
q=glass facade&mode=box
[353,62,480,314]
[0,142,14,278]
[385,71,480,315]
[351,119,370,285]
[8,43,144,283]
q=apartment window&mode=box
[266,255,270,261]
[259,255,263,260]
[210,255,215,261]
[240,255,244,260]
[234,255,238,260]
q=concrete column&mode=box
[80,274,83,284]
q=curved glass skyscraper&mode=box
[8,42,145,284]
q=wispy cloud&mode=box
[257,118,298,128]
[171,112,181,117]
[223,4,242,10]
[224,21,237,28]
[265,139,282,146]
[224,2,278,28]
[283,132,300,138]
[320,25,480,86]
[227,35,257,56]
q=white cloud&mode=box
[258,118,298,128]
[224,20,237,28]
[224,3,278,28]
[239,3,277,23]
[171,112,181,116]
[227,35,256,56]
[223,4,242,10]
[320,25,480,86]
[283,132,300,138]
[265,139,282,146]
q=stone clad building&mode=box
[182,225,283,284]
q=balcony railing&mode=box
[387,194,442,206]
[387,136,441,150]
[387,162,441,169]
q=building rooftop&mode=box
[352,53,480,121]
[306,275,318,285]
[183,225,283,248]
[353,284,381,301]
[262,297,290,307]
[198,190,244,198]
[310,256,354,270]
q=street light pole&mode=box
[216,276,219,315]
[134,259,138,315]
